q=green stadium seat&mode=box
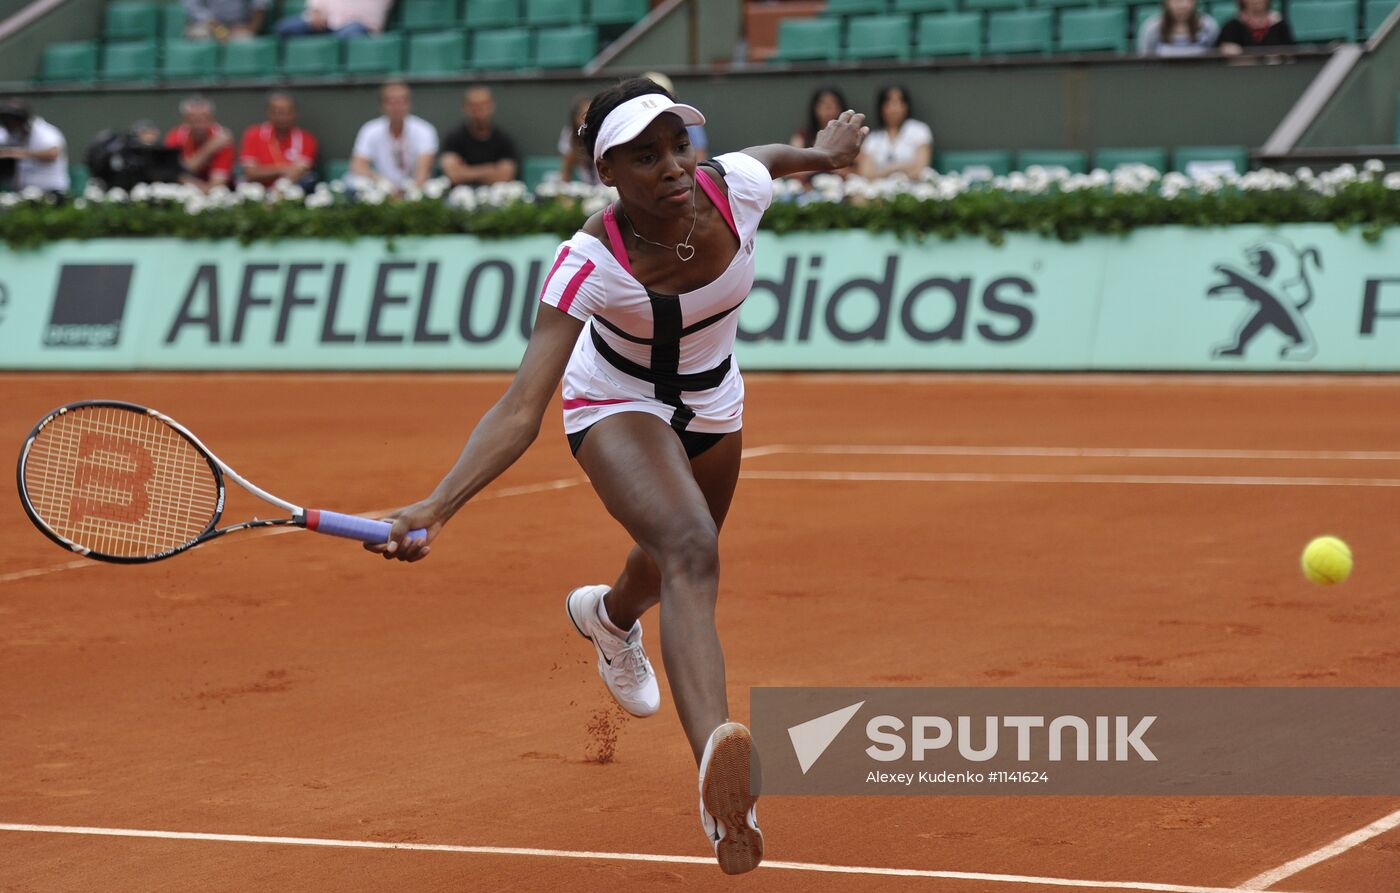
[406,30,467,75]
[345,33,404,73]
[963,0,1026,12]
[40,41,99,82]
[101,39,159,81]
[1057,6,1127,51]
[534,24,597,67]
[771,18,842,61]
[591,0,650,24]
[1035,0,1094,8]
[222,35,279,78]
[1173,145,1249,175]
[324,158,352,181]
[915,12,982,56]
[281,34,341,76]
[895,0,957,10]
[1289,0,1360,40]
[69,164,90,194]
[986,8,1052,52]
[824,0,889,13]
[105,1,161,40]
[1093,146,1168,171]
[466,0,522,28]
[1393,94,1399,143]
[1205,1,1237,25]
[526,0,585,25]
[162,1,186,38]
[471,27,532,69]
[401,0,459,30]
[1017,149,1088,172]
[1365,0,1398,33]
[522,155,559,190]
[937,150,1013,177]
[281,0,307,20]
[161,39,220,80]
[845,14,914,58]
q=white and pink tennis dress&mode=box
[538,151,775,441]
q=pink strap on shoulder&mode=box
[696,168,738,238]
[601,204,633,275]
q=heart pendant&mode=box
[676,243,696,262]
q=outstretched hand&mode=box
[813,110,869,172]
[362,498,448,563]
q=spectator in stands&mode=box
[642,71,708,162]
[1138,0,1221,55]
[557,95,599,185]
[351,81,438,194]
[787,85,852,189]
[131,119,164,146]
[858,84,932,180]
[440,86,520,186]
[182,0,269,40]
[275,0,393,37]
[0,100,69,196]
[1217,0,1295,52]
[239,92,319,188]
[165,96,234,192]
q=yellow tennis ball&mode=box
[1301,536,1352,585]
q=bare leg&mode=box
[576,414,741,763]
[603,431,742,631]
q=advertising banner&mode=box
[1,226,1396,370]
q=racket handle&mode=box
[303,510,427,545]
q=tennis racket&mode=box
[17,400,424,564]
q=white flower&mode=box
[401,184,423,202]
[1363,158,1385,174]
[1384,172,1400,190]
[73,198,87,209]
[0,192,18,208]
[237,182,266,202]
[130,183,152,202]
[20,186,44,201]
[304,191,333,209]
[84,184,105,202]
[446,185,476,210]
[183,195,207,215]
[105,187,128,203]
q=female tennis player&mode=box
[366,78,867,875]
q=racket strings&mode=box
[23,406,219,558]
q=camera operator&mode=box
[0,100,70,196]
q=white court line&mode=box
[0,823,1304,893]
[741,470,1400,488]
[752,445,1400,461]
[1239,807,1400,889]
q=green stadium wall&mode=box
[5,59,1328,171]
[2,226,1396,370]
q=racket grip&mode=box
[304,510,427,545]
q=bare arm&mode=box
[743,110,867,179]
[366,304,584,560]
[442,154,517,185]
[350,154,373,177]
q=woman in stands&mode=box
[366,78,867,875]
[557,94,600,185]
[790,85,853,185]
[1217,0,1296,52]
[1138,0,1221,55]
[857,83,933,181]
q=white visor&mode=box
[592,93,706,163]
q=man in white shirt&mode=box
[275,0,392,37]
[0,101,69,195]
[350,81,438,195]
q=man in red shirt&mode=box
[239,92,319,188]
[164,96,233,192]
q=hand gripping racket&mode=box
[17,400,424,564]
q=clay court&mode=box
[2,371,1399,892]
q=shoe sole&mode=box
[702,724,764,875]
[565,587,658,719]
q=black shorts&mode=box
[568,424,731,460]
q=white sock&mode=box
[595,591,634,639]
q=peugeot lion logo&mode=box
[1208,237,1323,361]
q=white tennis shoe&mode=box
[699,722,763,875]
[565,585,660,718]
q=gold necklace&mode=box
[622,189,698,263]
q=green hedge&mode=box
[2,177,1399,249]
